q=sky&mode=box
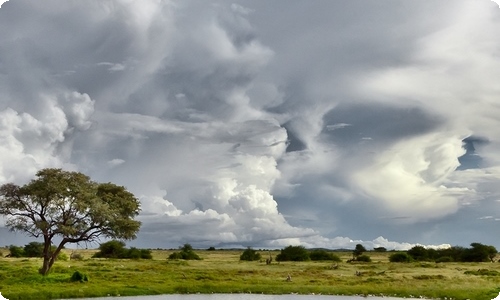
[1,0,500,251]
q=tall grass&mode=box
[0,248,499,300]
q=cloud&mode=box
[1,0,500,250]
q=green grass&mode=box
[0,248,499,299]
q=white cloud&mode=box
[1,0,500,250]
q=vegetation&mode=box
[240,247,261,261]
[0,248,499,300]
[309,249,341,261]
[92,240,152,259]
[168,244,201,260]
[406,243,497,263]
[389,252,411,262]
[276,245,309,261]
[0,168,141,275]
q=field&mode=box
[0,248,499,300]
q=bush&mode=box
[140,249,153,259]
[168,244,201,260]
[57,252,69,261]
[435,256,454,263]
[70,252,84,260]
[92,240,152,259]
[310,249,341,261]
[407,246,428,261]
[93,240,127,258]
[70,270,89,282]
[276,245,310,262]
[8,245,24,257]
[207,246,216,251]
[240,247,261,261]
[23,242,44,257]
[389,252,411,262]
[356,254,372,262]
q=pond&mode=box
[59,294,420,300]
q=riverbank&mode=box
[0,249,498,300]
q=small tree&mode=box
[168,243,201,260]
[0,168,141,275]
[407,246,428,261]
[276,245,310,261]
[353,244,366,259]
[240,247,261,261]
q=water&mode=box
[59,294,415,300]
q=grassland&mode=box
[0,248,499,300]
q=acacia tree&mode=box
[0,168,141,275]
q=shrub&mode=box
[207,246,216,251]
[57,252,69,261]
[168,244,201,260]
[310,249,341,261]
[389,252,411,263]
[356,254,372,262]
[373,247,387,252]
[240,247,261,261]
[276,245,310,261]
[140,249,153,259]
[435,256,454,263]
[23,242,44,257]
[407,246,428,261]
[93,240,127,258]
[8,245,24,257]
[92,240,152,259]
[70,252,84,260]
[70,270,89,282]
[127,247,142,259]
[353,244,367,258]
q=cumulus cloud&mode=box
[1,0,500,250]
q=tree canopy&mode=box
[0,168,141,275]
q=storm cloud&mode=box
[1,0,499,250]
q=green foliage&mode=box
[389,252,411,262]
[373,247,387,252]
[207,246,216,251]
[70,270,89,282]
[9,245,24,257]
[461,243,497,262]
[407,246,428,261]
[356,254,372,262]
[240,247,261,261]
[168,244,201,260]
[23,242,44,257]
[309,249,341,261]
[353,244,366,258]
[57,252,69,261]
[435,256,453,263]
[276,245,310,261]
[93,240,127,258]
[0,168,141,275]
[92,240,152,259]
[403,243,497,263]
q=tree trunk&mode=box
[39,237,66,276]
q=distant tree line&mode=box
[390,243,497,263]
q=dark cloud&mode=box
[1,0,500,250]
